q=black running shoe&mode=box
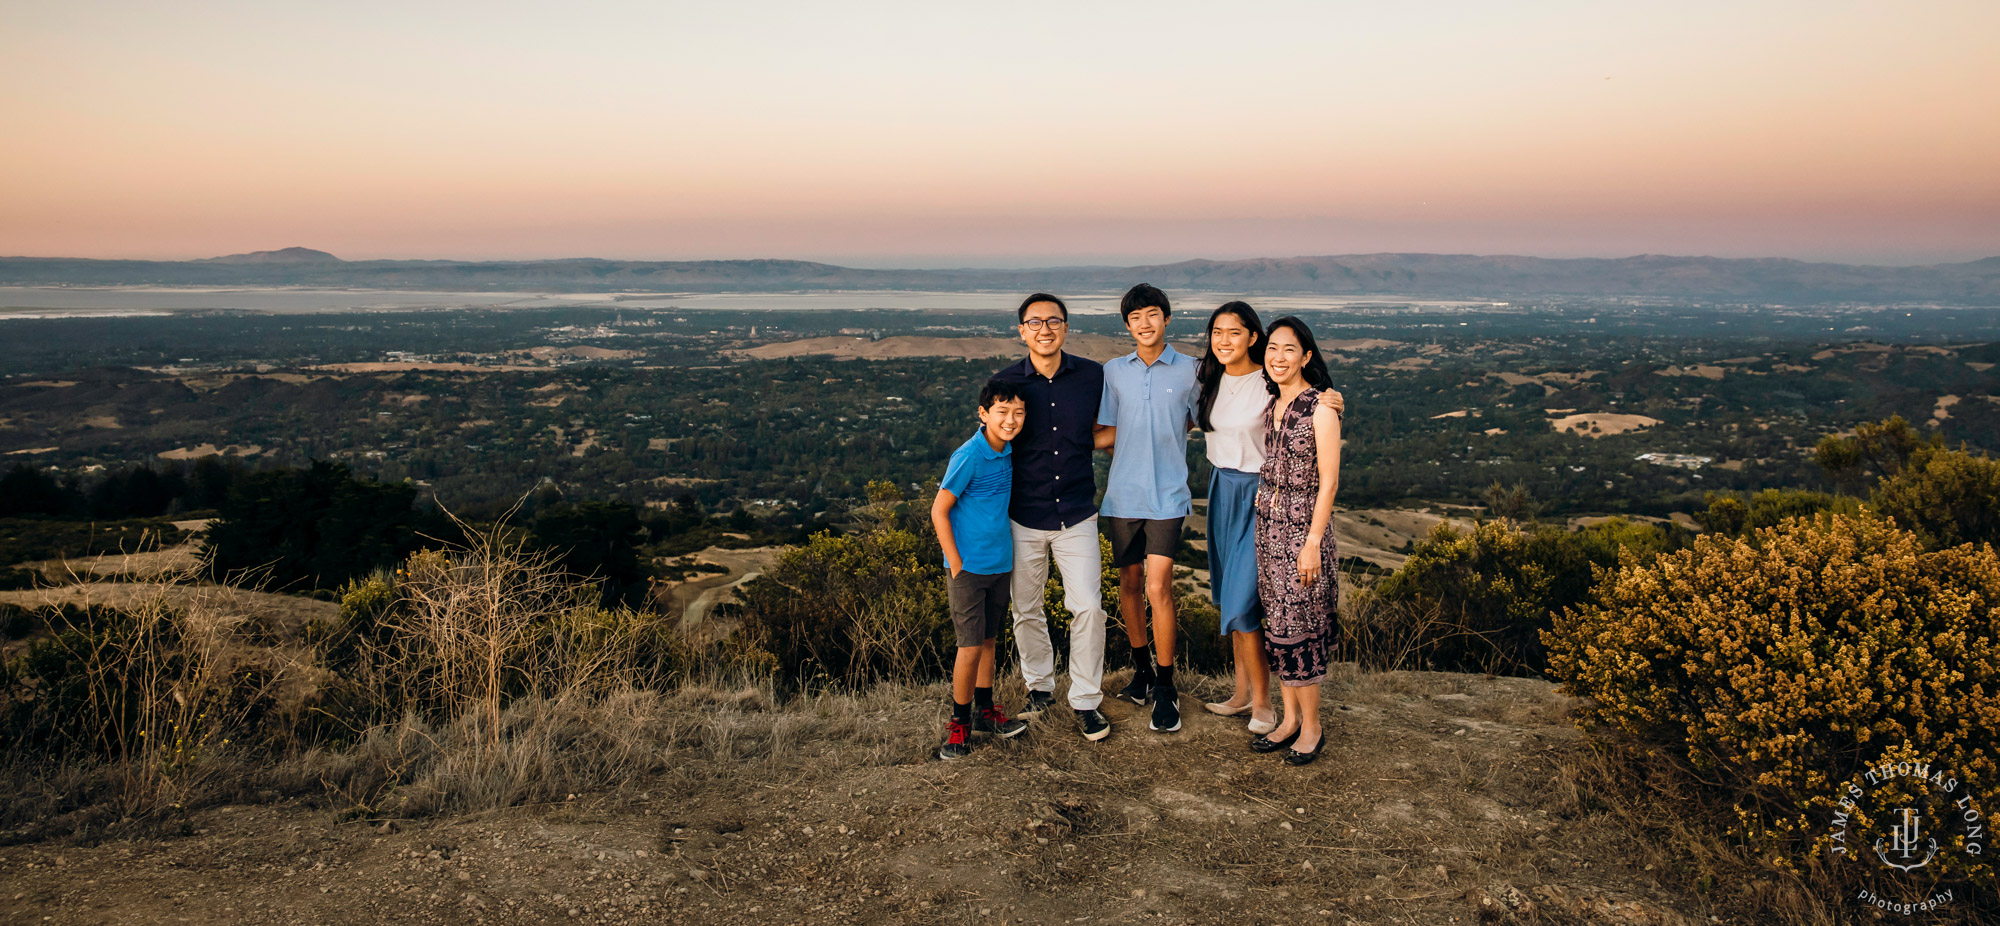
[1075,708,1111,742]
[938,719,972,760]
[1116,673,1153,706]
[975,705,1029,739]
[1149,684,1181,733]
[1018,690,1057,717]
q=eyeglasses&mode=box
[1020,318,1067,330]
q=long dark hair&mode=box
[1195,301,1265,431]
[1262,315,1333,395]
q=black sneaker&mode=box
[938,719,972,760]
[1149,685,1181,733]
[975,705,1029,739]
[1116,672,1153,706]
[1018,690,1057,717]
[1076,708,1111,742]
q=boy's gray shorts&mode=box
[948,570,1010,647]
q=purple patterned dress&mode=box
[1254,388,1339,687]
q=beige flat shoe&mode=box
[1247,715,1278,735]
[1204,701,1252,717]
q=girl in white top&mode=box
[1193,302,1342,734]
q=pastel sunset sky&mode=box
[3,1,1995,266]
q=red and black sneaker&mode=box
[975,705,1029,739]
[938,719,972,760]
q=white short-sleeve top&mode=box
[1203,371,1269,472]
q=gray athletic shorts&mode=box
[948,570,1010,647]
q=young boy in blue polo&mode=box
[930,379,1032,759]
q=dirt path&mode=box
[660,546,780,628]
[682,571,761,627]
[0,669,1715,925]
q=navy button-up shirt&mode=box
[990,351,1104,532]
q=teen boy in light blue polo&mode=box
[930,380,1032,759]
[1096,283,1201,733]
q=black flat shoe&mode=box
[1284,734,1324,766]
[1250,729,1299,753]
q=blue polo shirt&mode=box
[1097,344,1200,520]
[939,428,1014,575]
[989,352,1104,532]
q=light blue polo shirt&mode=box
[1097,344,1200,520]
[939,427,1014,575]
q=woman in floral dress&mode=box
[1250,316,1342,766]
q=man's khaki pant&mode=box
[1008,516,1107,710]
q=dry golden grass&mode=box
[1548,412,1662,437]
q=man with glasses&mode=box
[987,293,1114,741]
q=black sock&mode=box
[1155,663,1175,689]
[952,700,972,724]
[974,687,994,711]
[1131,644,1154,679]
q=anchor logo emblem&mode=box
[1872,808,1940,872]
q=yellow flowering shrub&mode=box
[1546,513,1999,878]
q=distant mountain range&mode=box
[3,248,1997,303]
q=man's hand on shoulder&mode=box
[1318,390,1345,416]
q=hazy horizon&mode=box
[4,2,1997,265]
[6,246,1998,272]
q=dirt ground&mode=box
[0,667,1718,926]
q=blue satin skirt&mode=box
[1207,466,1265,634]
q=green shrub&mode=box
[1697,488,1858,537]
[737,525,951,689]
[1814,414,1936,485]
[1546,514,1999,883]
[1369,521,1552,673]
[1367,517,1685,674]
[1872,445,2000,551]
